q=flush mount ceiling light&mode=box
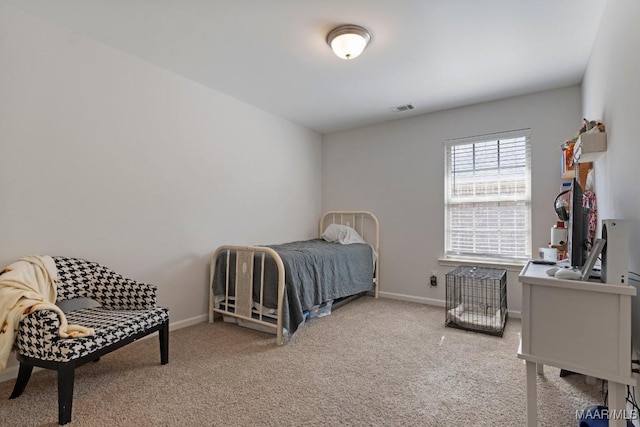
[326,24,371,60]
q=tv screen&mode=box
[568,178,589,268]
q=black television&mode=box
[568,178,590,268]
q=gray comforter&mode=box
[212,239,374,337]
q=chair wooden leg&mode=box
[9,363,33,399]
[159,320,169,365]
[57,363,75,425]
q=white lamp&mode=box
[326,25,371,60]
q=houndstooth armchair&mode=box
[9,256,169,425]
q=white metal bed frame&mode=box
[208,211,379,345]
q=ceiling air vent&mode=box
[389,103,415,113]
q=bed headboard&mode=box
[319,211,380,297]
[319,210,379,250]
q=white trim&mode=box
[169,314,208,331]
[437,257,525,272]
[508,310,522,319]
[378,292,521,319]
[444,128,532,146]
[0,362,28,383]
[379,291,445,306]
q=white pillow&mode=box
[321,224,367,245]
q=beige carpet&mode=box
[0,297,602,426]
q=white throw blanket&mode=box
[0,255,95,372]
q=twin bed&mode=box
[208,211,379,344]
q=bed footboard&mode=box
[209,245,286,345]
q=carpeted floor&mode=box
[0,297,602,426]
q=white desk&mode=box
[518,261,636,427]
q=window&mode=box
[444,129,531,262]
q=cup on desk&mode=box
[538,247,558,262]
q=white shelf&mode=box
[573,132,607,163]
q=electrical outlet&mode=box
[430,274,437,286]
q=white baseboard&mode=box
[169,314,208,331]
[0,314,209,384]
[378,291,445,306]
[508,311,522,319]
[0,364,23,384]
[378,291,522,319]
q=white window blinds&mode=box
[444,129,532,261]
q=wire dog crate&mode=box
[445,266,507,337]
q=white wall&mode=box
[581,0,640,346]
[323,86,582,313]
[0,7,321,326]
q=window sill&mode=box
[437,257,526,272]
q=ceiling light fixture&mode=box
[326,24,371,60]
